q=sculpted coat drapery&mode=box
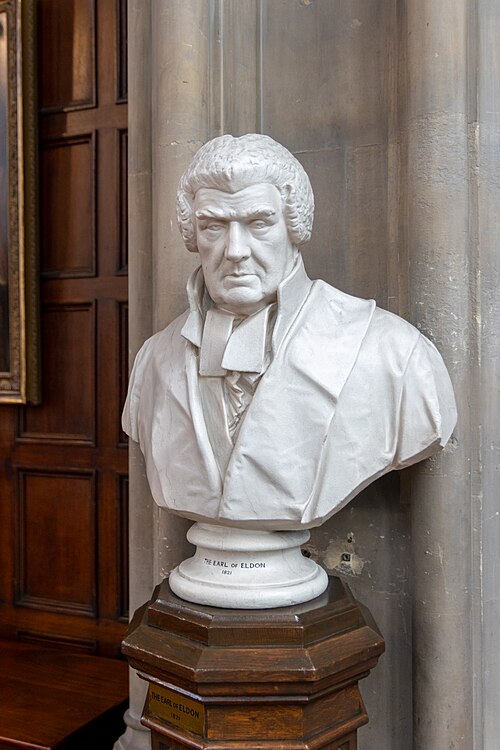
[123,257,456,530]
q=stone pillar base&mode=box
[113,709,151,750]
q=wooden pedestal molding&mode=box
[122,576,384,750]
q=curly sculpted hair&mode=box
[176,134,315,253]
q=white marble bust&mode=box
[122,134,457,607]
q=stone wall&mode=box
[122,2,500,747]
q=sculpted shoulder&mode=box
[134,309,191,369]
[367,304,422,367]
[314,279,421,365]
[121,310,190,442]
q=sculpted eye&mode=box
[249,219,268,230]
[204,221,225,232]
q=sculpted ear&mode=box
[279,180,314,247]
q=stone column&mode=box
[404,1,475,746]
[150,0,214,581]
[476,0,500,745]
[114,1,154,748]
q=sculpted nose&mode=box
[225,222,250,261]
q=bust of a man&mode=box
[123,134,456,532]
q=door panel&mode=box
[38,0,96,112]
[0,0,128,658]
[16,469,97,615]
[40,136,96,277]
[22,303,97,442]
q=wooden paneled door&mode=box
[0,0,129,658]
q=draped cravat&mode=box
[180,257,312,477]
[199,305,274,377]
[197,304,276,475]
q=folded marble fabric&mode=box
[123,264,456,530]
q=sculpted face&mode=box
[194,183,298,315]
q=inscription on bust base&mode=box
[169,523,327,609]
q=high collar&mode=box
[181,254,313,354]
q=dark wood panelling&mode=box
[118,130,128,273]
[41,275,128,305]
[17,630,98,654]
[97,129,118,279]
[40,136,96,278]
[118,302,128,445]
[0,0,128,659]
[0,406,17,606]
[38,0,96,112]
[16,470,97,616]
[97,300,120,448]
[116,0,128,102]
[0,605,126,655]
[117,475,129,621]
[21,303,96,443]
[40,106,128,140]
[11,442,128,474]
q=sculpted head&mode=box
[177,134,315,252]
[176,134,315,315]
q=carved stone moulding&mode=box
[123,576,385,749]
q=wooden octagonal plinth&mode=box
[122,576,384,750]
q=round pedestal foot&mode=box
[169,522,329,609]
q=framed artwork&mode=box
[0,0,39,403]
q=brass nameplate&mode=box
[147,684,204,736]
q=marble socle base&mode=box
[168,522,328,608]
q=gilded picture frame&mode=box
[0,0,39,403]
